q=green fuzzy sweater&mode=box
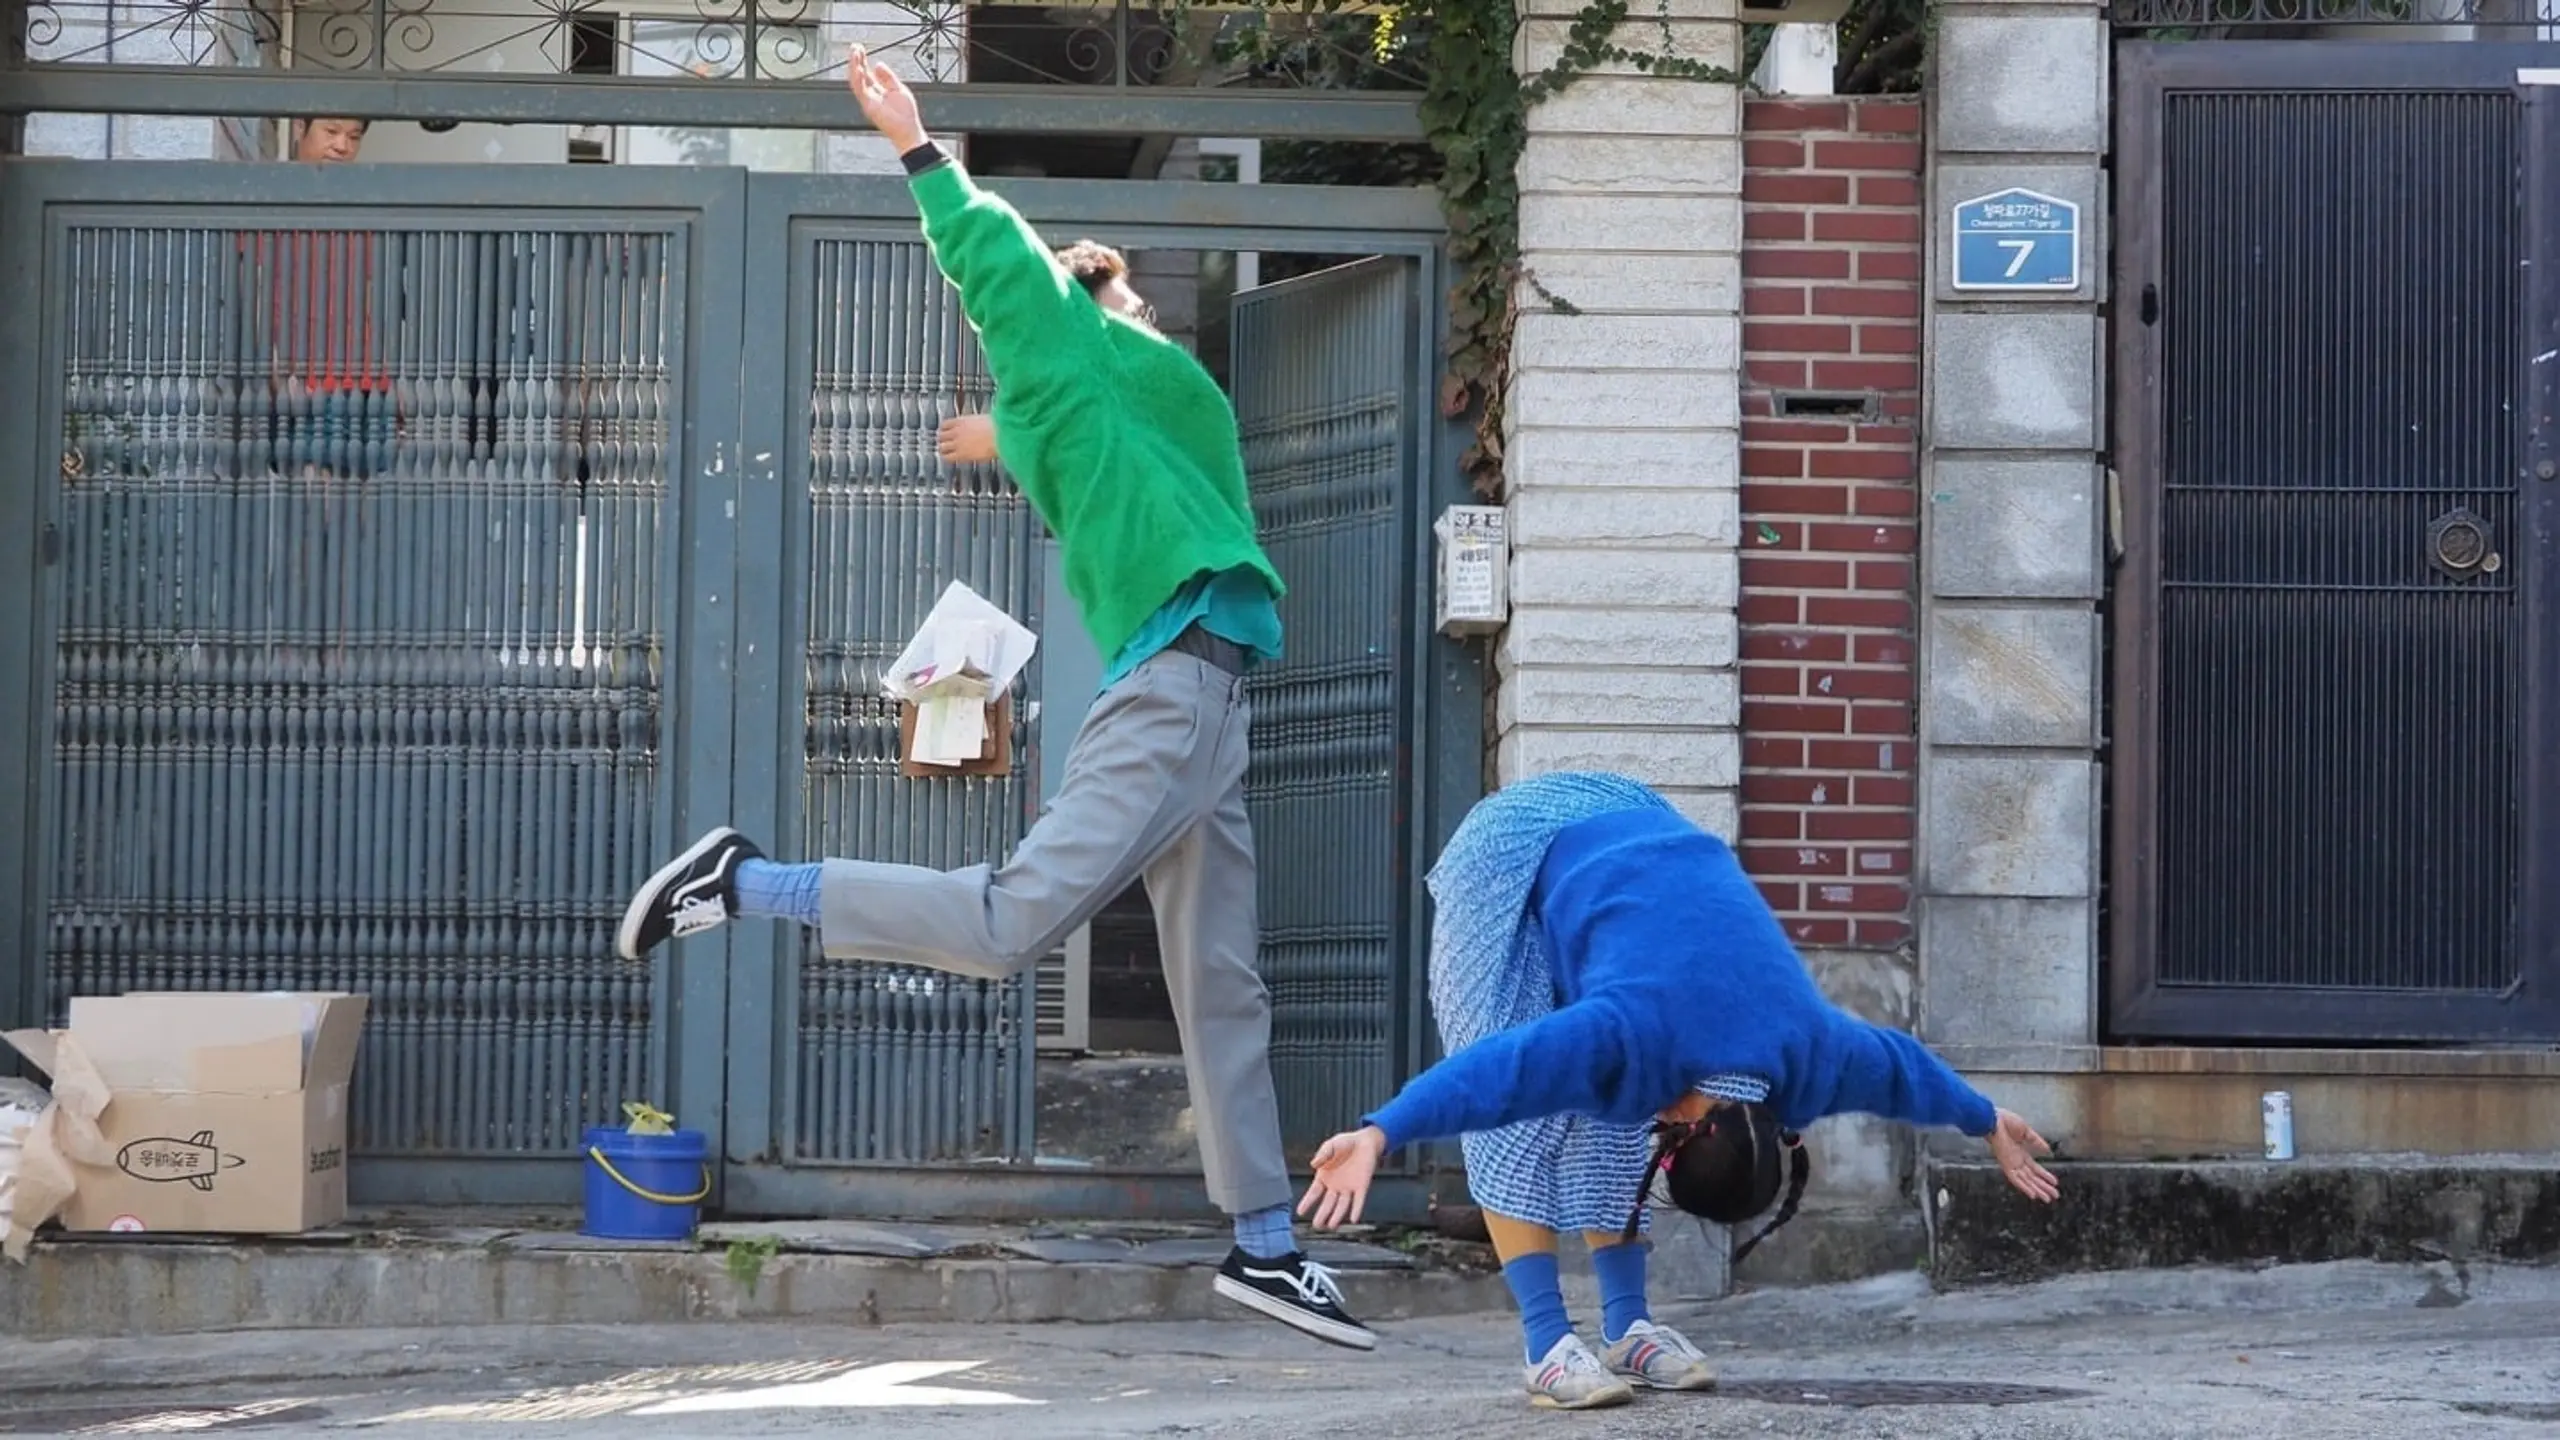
[908,158,1284,661]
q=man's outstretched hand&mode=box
[938,414,997,466]
[846,45,928,154]
[1988,1107,2060,1204]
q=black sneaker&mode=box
[615,827,764,960]
[1212,1246,1377,1350]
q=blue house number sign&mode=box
[1951,188,2081,292]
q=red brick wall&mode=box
[1737,98,1924,953]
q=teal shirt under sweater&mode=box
[1102,566,1285,689]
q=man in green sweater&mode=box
[613,48,1373,1352]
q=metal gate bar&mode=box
[0,70,1426,142]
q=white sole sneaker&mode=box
[1212,1273,1379,1351]
[615,826,747,960]
[1529,1384,1635,1412]
[1526,1333,1637,1410]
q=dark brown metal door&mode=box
[2111,43,2560,1042]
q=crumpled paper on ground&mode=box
[884,581,1037,766]
[0,1078,46,1239]
[1,1031,115,1262]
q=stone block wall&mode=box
[1919,5,2110,1060]
[1737,97,1924,955]
[1498,0,1747,1295]
[1498,0,1747,843]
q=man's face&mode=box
[294,118,366,164]
[1096,275,1156,329]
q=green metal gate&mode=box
[0,159,1476,1218]
[713,178,1466,1219]
[1232,257,1421,1163]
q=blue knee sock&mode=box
[733,859,823,926]
[1590,1241,1651,1343]
[1233,1204,1295,1259]
[1503,1251,1573,1363]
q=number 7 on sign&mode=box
[1998,239,2036,278]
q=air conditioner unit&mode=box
[1035,924,1092,1053]
[1738,0,1855,23]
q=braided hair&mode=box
[1620,1101,1813,1266]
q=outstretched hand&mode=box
[1297,1125,1387,1231]
[938,414,997,466]
[1988,1107,2060,1204]
[845,45,927,153]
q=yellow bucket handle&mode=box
[587,1146,711,1207]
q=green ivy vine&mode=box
[1207,1,1920,494]
[1421,0,1746,492]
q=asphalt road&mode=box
[5,1261,2557,1438]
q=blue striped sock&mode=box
[733,859,823,927]
[1233,1204,1295,1260]
[1590,1241,1651,1343]
[1503,1251,1573,1364]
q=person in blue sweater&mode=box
[1296,772,2059,1410]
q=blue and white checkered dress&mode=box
[1426,772,1769,1234]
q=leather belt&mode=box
[1167,623,1247,676]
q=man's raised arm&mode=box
[844,46,1099,394]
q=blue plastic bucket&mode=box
[580,1125,710,1241]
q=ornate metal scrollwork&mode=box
[2111,0,2486,26]
[14,0,1416,94]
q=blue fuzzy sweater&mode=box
[1365,805,1999,1151]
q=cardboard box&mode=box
[2,992,367,1240]
[897,692,1014,779]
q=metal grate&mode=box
[1716,1379,2090,1407]
[42,224,679,1150]
[2154,92,2522,994]
[44,222,678,1158]
[1232,257,1411,1152]
[787,235,1036,1165]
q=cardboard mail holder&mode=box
[1,991,368,1253]
[896,691,1015,779]
[883,581,1036,780]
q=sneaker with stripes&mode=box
[1602,1318,1719,1392]
[1525,1333,1634,1411]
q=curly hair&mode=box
[1052,239,1129,298]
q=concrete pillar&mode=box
[1494,0,1746,1297]
[1754,24,1838,96]
[1501,0,1747,842]
[1916,6,2109,1061]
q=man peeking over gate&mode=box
[236,115,391,480]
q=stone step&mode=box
[1923,1155,2560,1288]
[0,1216,1510,1340]
[1945,1046,2560,1161]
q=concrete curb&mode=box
[1923,1156,2560,1288]
[0,1241,1514,1340]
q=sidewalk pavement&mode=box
[1,1209,1744,1341]
[4,1260,2556,1438]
